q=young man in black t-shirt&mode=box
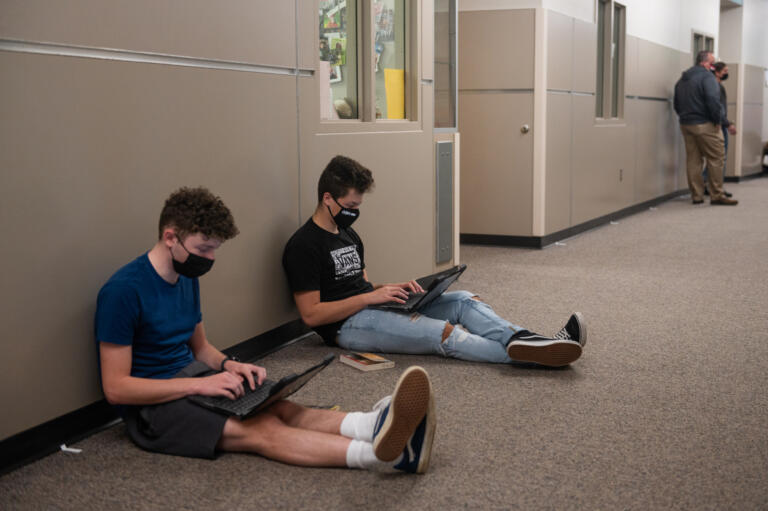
[283,156,587,367]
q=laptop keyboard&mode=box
[404,292,425,307]
[195,378,277,416]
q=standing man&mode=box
[702,61,736,198]
[283,156,587,368]
[96,186,436,473]
[673,50,738,205]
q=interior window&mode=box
[319,0,358,120]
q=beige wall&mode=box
[722,62,765,178]
[0,0,304,68]
[0,1,440,441]
[460,8,690,239]
[723,62,739,178]
[740,64,765,175]
[719,1,768,178]
[458,9,535,236]
[550,23,688,232]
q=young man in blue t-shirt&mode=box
[283,156,587,366]
[96,187,436,473]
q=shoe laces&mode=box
[553,327,571,340]
[372,395,392,411]
[405,440,415,463]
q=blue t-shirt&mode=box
[95,253,201,379]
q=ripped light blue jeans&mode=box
[337,291,524,363]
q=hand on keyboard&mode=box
[194,371,247,400]
[367,285,411,305]
[397,279,425,295]
[222,361,267,391]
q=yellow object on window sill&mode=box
[384,68,405,119]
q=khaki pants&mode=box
[680,123,725,201]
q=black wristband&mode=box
[220,355,239,371]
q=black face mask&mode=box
[171,238,214,278]
[328,197,360,229]
[720,73,728,81]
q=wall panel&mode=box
[572,18,597,94]
[546,10,573,91]
[571,95,635,224]
[545,92,572,233]
[722,62,738,107]
[635,38,682,99]
[743,64,764,105]
[740,65,764,176]
[458,9,535,90]
[625,35,640,97]
[0,0,297,68]
[724,62,739,178]
[297,0,315,70]
[459,91,534,235]
[741,104,764,175]
[626,98,679,202]
[0,50,300,440]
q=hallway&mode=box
[2,178,767,509]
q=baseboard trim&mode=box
[225,319,315,363]
[725,169,768,182]
[461,189,689,249]
[0,401,121,478]
[0,319,314,476]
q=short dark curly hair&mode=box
[317,155,375,203]
[158,187,239,241]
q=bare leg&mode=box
[217,412,350,467]
[267,399,346,434]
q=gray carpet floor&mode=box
[3,179,768,510]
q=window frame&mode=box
[595,0,626,122]
[433,0,458,133]
[691,30,715,65]
[318,0,422,132]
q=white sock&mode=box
[339,410,379,442]
[345,440,402,472]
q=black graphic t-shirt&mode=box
[282,218,374,344]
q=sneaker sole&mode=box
[373,366,431,462]
[507,340,582,367]
[416,387,436,474]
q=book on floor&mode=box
[339,352,395,372]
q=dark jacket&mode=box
[673,65,723,125]
[718,83,731,128]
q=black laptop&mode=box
[188,354,334,418]
[371,264,467,313]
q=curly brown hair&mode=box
[158,187,239,241]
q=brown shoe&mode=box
[711,197,738,205]
[692,199,704,204]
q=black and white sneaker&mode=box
[506,331,582,367]
[553,312,587,347]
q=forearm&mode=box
[302,293,372,327]
[193,341,227,371]
[103,375,203,406]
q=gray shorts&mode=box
[123,361,229,459]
